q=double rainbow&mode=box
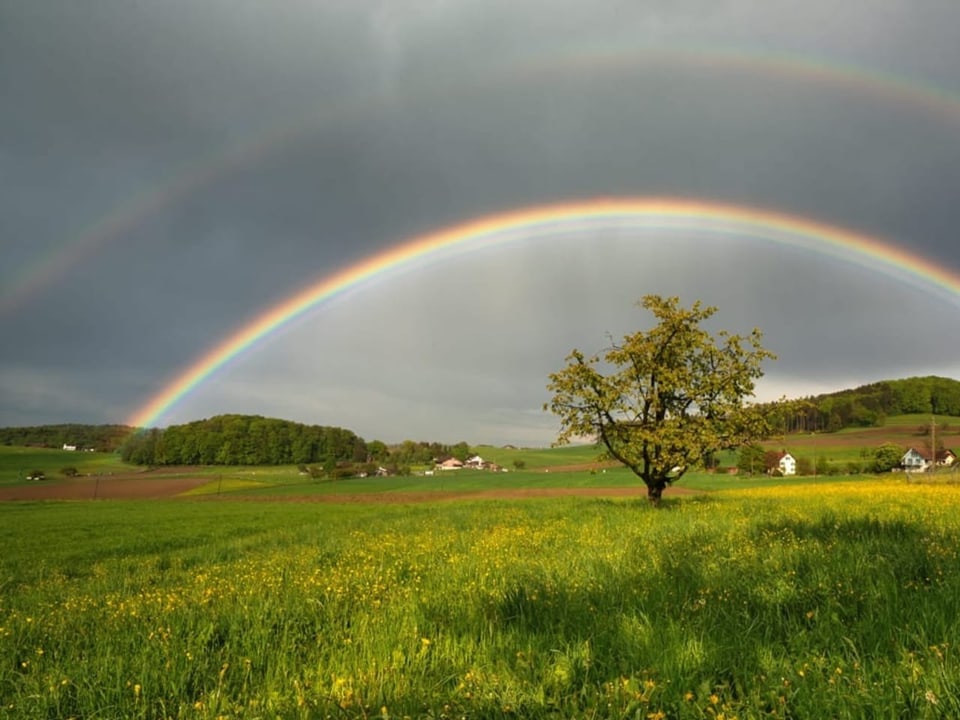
[7,46,960,318]
[126,197,960,429]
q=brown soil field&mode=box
[0,472,211,501]
[0,468,693,503]
[537,461,622,473]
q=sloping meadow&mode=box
[2,482,960,718]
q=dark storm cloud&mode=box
[2,0,960,442]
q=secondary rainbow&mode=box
[126,197,960,429]
[8,47,960,318]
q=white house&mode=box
[902,448,930,472]
[465,455,485,469]
[902,447,957,472]
[777,452,797,476]
[62,444,77,451]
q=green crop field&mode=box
[0,446,133,484]
[471,444,606,469]
[3,479,960,718]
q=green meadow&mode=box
[0,446,131,484]
[3,479,960,718]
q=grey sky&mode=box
[2,1,960,445]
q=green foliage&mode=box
[546,296,775,502]
[120,414,367,466]
[737,443,766,475]
[60,466,79,478]
[0,423,132,452]
[387,439,472,466]
[366,439,389,461]
[874,442,905,473]
[815,455,831,476]
[762,376,960,434]
[513,459,527,470]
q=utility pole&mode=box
[931,415,937,473]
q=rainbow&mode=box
[6,46,960,317]
[126,197,960,429]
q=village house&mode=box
[777,452,797,476]
[464,455,485,469]
[901,447,957,472]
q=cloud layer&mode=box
[3,1,960,444]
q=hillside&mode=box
[0,423,134,453]
[762,375,960,433]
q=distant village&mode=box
[760,447,957,476]
[360,454,506,478]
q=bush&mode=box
[61,466,79,477]
[873,443,904,473]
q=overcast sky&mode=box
[3,1,960,446]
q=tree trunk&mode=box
[646,481,665,505]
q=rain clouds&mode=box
[2,1,960,444]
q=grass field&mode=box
[3,479,960,718]
[0,446,132,484]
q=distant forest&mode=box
[117,414,472,468]
[0,424,132,453]
[761,376,960,433]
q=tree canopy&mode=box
[545,296,775,503]
[118,414,475,470]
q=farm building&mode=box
[777,452,797,476]
[901,447,957,472]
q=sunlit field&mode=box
[3,480,960,718]
[0,446,131,485]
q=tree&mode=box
[873,443,904,473]
[815,455,831,476]
[545,296,775,504]
[737,443,766,475]
[764,450,784,473]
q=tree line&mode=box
[0,424,132,452]
[117,414,473,468]
[759,376,960,433]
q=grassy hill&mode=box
[0,446,133,485]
